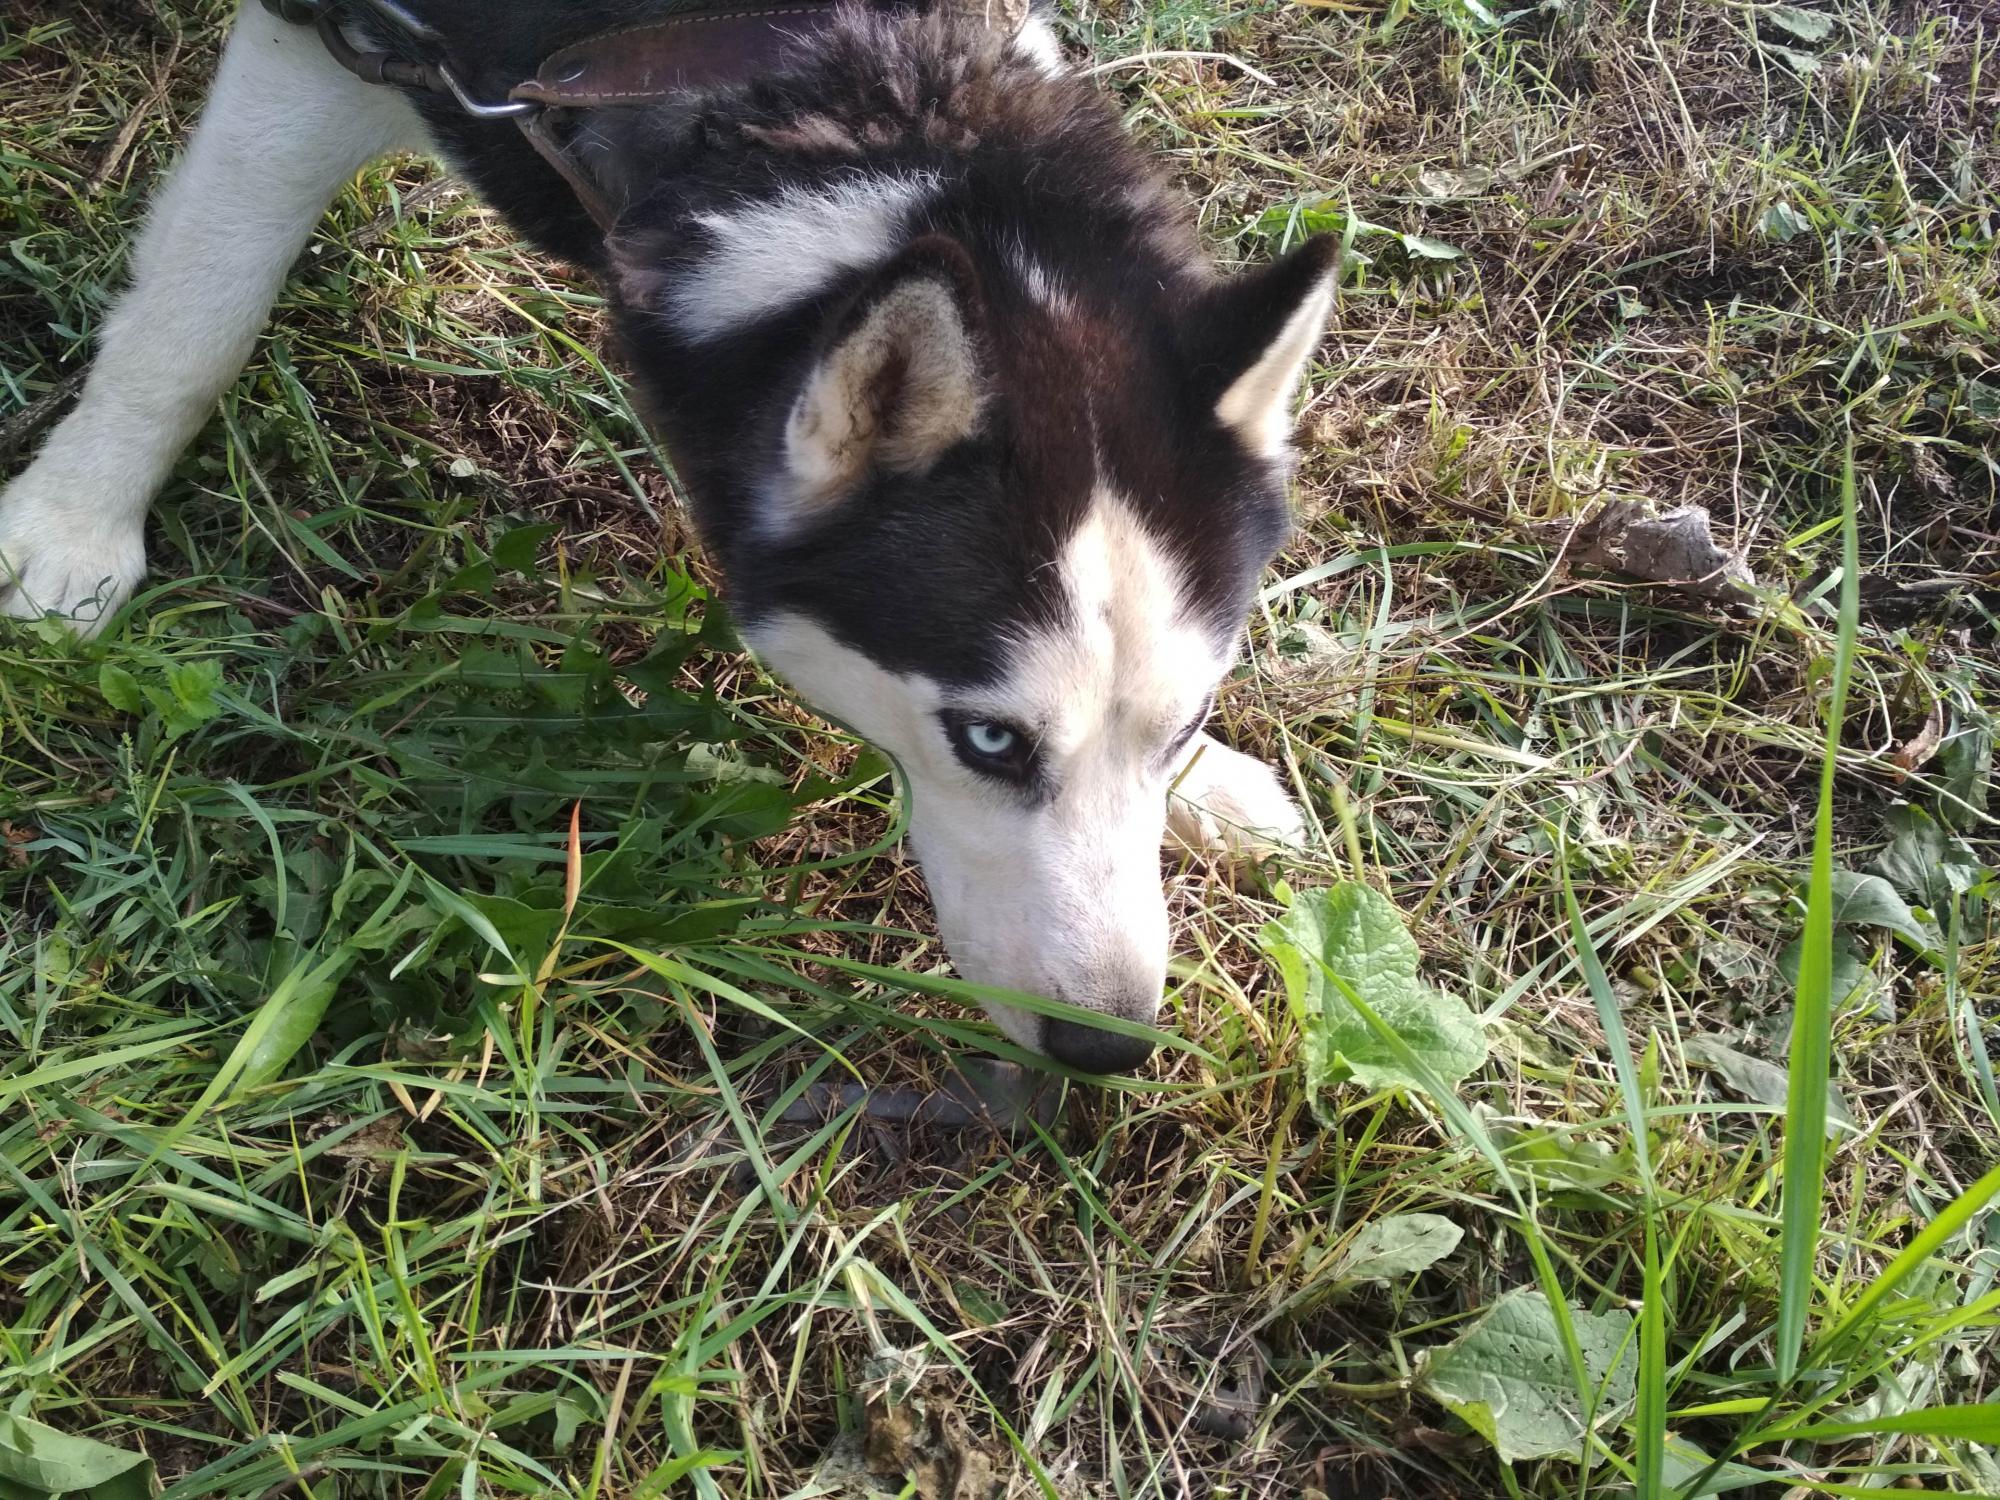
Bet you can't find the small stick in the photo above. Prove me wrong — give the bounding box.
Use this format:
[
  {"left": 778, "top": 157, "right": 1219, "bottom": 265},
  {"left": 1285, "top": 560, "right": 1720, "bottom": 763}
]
[
  {"left": 1084, "top": 50, "right": 1280, "bottom": 88},
  {"left": 0, "top": 370, "right": 86, "bottom": 461},
  {"left": 88, "top": 35, "right": 184, "bottom": 195}
]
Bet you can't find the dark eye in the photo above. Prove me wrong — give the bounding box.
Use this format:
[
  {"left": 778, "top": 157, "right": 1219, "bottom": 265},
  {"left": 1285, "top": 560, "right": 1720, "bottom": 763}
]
[{"left": 943, "top": 712, "right": 1038, "bottom": 783}]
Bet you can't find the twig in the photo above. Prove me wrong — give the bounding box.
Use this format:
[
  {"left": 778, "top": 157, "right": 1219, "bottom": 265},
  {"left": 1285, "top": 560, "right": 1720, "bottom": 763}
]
[
  {"left": 349, "top": 176, "right": 460, "bottom": 251},
  {"left": 1084, "top": 50, "right": 1280, "bottom": 88},
  {"left": 0, "top": 370, "right": 87, "bottom": 462},
  {"left": 87, "top": 34, "right": 184, "bottom": 194}
]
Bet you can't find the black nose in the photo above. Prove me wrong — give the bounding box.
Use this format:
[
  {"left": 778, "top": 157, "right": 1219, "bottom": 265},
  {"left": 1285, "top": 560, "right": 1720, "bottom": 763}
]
[{"left": 1042, "top": 1017, "right": 1155, "bottom": 1074}]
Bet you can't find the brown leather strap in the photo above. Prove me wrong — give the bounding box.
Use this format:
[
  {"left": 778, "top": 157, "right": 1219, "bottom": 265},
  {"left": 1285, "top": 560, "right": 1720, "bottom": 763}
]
[
  {"left": 511, "top": 5, "right": 848, "bottom": 234},
  {"left": 510, "top": 3, "right": 843, "bottom": 109}
]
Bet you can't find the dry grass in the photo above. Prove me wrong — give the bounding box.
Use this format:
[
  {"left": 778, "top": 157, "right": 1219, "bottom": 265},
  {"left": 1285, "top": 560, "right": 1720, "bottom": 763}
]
[{"left": 2, "top": 0, "right": 1997, "bottom": 1496}]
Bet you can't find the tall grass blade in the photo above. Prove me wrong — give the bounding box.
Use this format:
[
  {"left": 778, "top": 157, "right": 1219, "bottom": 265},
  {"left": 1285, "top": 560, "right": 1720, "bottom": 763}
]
[
  {"left": 1773, "top": 448, "right": 1860, "bottom": 1384},
  {"left": 1562, "top": 859, "right": 1664, "bottom": 1497}
]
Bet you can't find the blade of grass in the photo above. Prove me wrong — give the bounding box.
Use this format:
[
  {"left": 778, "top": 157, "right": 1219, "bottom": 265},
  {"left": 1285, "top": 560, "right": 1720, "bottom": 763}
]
[
  {"left": 1774, "top": 447, "right": 1860, "bottom": 1385},
  {"left": 1758, "top": 1402, "right": 2000, "bottom": 1444},
  {"left": 1560, "top": 853, "right": 1665, "bottom": 1498}
]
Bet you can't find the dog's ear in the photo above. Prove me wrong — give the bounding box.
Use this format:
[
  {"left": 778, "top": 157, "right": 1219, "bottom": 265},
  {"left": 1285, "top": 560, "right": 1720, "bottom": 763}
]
[
  {"left": 1187, "top": 237, "right": 1340, "bottom": 460},
  {"left": 780, "top": 236, "right": 988, "bottom": 511}
]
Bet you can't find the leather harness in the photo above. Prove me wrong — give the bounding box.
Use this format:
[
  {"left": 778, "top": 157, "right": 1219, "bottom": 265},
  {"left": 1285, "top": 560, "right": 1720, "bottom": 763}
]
[{"left": 262, "top": 0, "right": 1025, "bottom": 230}]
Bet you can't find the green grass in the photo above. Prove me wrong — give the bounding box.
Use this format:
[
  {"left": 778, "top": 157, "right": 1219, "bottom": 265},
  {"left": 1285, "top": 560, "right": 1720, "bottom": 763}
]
[{"left": 3, "top": 0, "right": 1998, "bottom": 1495}]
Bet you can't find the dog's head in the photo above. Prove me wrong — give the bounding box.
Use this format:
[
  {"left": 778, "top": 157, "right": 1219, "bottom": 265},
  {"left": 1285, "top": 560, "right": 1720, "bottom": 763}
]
[
  {"left": 593, "top": 37, "right": 1335, "bottom": 1068},
  {"left": 615, "top": 230, "right": 1333, "bottom": 1067}
]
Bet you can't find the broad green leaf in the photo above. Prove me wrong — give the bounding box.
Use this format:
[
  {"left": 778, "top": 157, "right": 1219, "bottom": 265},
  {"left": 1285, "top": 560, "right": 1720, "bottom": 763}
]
[
  {"left": 1825, "top": 869, "right": 1937, "bottom": 949},
  {"left": 413, "top": 867, "right": 521, "bottom": 966},
  {"left": 1776, "top": 932, "right": 1884, "bottom": 1017},
  {"left": 1683, "top": 1036, "right": 1855, "bottom": 1137},
  {"left": 1759, "top": 202, "right": 1812, "bottom": 242},
  {"left": 1478, "top": 1107, "right": 1635, "bottom": 1197},
  {"left": 686, "top": 742, "right": 789, "bottom": 787},
  {"left": 147, "top": 659, "right": 226, "bottom": 740},
  {"left": 224, "top": 948, "right": 357, "bottom": 1101},
  {"left": 1416, "top": 1288, "right": 1638, "bottom": 1462},
  {"left": 1329, "top": 1213, "right": 1463, "bottom": 1287},
  {"left": 1398, "top": 232, "right": 1462, "bottom": 260},
  {"left": 1416, "top": 166, "right": 1495, "bottom": 199},
  {"left": 96, "top": 664, "right": 142, "bottom": 714},
  {"left": 134, "top": 664, "right": 228, "bottom": 748},
  {"left": 123, "top": 949, "right": 360, "bottom": 1188},
  {"left": 953, "top": 1281, "right": 1010, "bottom": 1327},
  {"left": 1765, "top": 4, "right": 1834, "bottom": 41},
  {"left": 1261, "top": 882, "right": 1487, "bottom": 1102},
  {"left": 492, "top": 520, "right": 560, "bottom": 574},
  {"left": 1938, "top": 700, "right": 1993, "bottom": 828},
  {"left": 0, "top": 1414, "right": 153, "bottom": 1500},
  {"left": 1758, "top": 40, "right": 1820, "bottom": 72},
  {"left": 1873, "top": 804, "right": 1987, "bottom": 912}
]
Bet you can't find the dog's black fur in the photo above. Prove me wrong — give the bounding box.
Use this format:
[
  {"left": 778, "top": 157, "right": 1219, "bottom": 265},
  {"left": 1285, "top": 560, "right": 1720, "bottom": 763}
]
[{"left": 363, "top": 1, "right": 1331, "bottom": 688}]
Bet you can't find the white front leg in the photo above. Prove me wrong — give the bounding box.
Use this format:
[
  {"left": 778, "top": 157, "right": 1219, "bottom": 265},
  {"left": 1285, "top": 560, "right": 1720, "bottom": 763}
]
[
  {"left": 1167, "top": 731, "right": 1309, "bottom": 858},
  {"left": 0, "top": 9, "right": 425, "bottom": 634}
]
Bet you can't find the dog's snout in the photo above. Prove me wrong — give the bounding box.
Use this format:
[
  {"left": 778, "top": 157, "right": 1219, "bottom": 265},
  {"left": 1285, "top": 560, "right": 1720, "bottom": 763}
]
[{"left": 1042, "top": 1017, "right": 1155, "bottom": 1074}]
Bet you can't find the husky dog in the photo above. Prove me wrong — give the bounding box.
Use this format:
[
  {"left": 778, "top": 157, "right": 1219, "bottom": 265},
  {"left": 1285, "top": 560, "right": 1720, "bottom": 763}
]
[{"left": 0, "top": 1, "right": 1332, "bottom": 1070}]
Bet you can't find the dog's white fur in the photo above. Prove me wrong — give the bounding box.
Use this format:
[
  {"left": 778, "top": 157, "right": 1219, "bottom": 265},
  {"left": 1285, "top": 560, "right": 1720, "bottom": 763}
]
[
  {"left": 0, "top": 14, "right": 422, "bottom": 630},
  {"left": 672, "top": 173, "right": 941, "bottom": 344},
  {"left": 1166, "top": 732, "right": 1306, "bottom": 856},
  {"left": 1009, "top": 15, "right": 1068, "bottom": 77},
  {"left": 0, "top": 7, "right": 1318, "bottom": 1059}
]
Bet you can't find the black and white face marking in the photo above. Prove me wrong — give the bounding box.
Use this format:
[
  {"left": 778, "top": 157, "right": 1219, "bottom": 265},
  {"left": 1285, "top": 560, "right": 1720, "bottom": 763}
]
[
  {"left": 744, "top": 494, "right": 1243, "bottom": 1064},
  {"left": 697, "top": 242, "right": 1332, "bottom": 1069}
]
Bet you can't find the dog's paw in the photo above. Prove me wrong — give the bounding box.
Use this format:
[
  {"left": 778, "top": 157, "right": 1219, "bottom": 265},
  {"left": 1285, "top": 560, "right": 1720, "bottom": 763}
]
[
  {"left": 1166, "top": 732, "right": 1308, "bottom": 860},
  {"left": 0, "top": 476, "right": 147, "bottom": 637}
]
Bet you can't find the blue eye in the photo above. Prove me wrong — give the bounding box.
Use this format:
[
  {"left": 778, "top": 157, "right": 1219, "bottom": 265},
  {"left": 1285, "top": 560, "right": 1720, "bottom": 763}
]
[
  {"left": 943, "top": 713, "right": 1037, "bottom": 782},
  {"left": 964, "top": 721, "right": 1017, "bottom": 757}
]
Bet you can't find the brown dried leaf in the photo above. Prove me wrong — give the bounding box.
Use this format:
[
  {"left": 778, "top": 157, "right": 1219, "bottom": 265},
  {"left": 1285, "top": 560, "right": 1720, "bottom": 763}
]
[
  {"left": 1547, "top": 500, "right": 1756, "bottom": 603},
  {"left": 1893, "top": 697, "right": 1946, "bottom": 773}
]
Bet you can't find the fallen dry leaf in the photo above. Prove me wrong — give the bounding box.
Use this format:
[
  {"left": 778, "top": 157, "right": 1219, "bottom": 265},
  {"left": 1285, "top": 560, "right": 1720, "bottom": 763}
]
[
  {"left": 1539, "top": 500, "right": 1756, "bottom": 604},
  {"left": 1893, "top": 696, "right": 1946, "bottom": 773}
]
